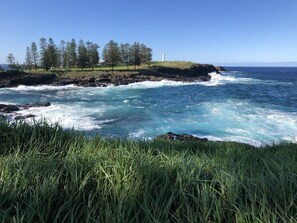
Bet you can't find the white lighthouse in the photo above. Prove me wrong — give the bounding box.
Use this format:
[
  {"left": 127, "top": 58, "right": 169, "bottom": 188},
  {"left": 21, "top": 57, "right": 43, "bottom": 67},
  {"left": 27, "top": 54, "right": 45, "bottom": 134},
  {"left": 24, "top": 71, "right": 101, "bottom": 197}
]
[{"left": 162, "top": 53, "right": 165, "bottom": 62}]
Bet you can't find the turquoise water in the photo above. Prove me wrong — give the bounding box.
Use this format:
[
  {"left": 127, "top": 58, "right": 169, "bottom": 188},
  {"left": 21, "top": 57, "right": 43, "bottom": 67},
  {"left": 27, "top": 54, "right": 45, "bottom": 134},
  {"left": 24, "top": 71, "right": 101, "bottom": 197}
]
[{"left": 1, "top": 67, "right": 297, "bottom": 146}]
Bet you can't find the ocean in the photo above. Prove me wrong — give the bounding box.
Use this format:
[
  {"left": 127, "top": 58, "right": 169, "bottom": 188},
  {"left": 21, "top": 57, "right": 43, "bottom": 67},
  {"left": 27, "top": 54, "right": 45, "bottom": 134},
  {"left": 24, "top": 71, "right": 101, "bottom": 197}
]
[{"left": 1, "top": 67, "right": 297, "bottom": 147}]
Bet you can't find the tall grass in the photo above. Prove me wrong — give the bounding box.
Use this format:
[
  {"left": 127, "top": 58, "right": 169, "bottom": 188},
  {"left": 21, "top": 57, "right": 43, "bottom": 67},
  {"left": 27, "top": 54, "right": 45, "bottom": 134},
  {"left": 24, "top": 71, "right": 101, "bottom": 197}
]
[{"left": 0, "top": 121, "right": 296, "bottom": 222}]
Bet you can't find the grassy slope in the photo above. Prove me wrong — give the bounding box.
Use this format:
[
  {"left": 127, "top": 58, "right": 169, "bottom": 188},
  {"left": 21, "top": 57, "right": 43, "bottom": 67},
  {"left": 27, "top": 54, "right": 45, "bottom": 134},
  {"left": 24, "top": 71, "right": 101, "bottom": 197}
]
[
  {"left": 19, "top": 61, "right": 195, "bottom": 78},
  {"left": 0, "top": 121, "right": 296, "bottom": 222}
]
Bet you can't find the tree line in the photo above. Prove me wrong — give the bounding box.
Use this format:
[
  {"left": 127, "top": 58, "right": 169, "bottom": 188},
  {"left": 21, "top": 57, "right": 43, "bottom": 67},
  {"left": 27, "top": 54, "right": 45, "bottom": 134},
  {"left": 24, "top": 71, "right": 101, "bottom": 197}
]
[
  {"left": 4, "top": 38, "right": 152, "bottom": 71},
  {"left": 103, "top": 40, "right": 152, "bottom": 71},
  {"left": 24, "top": 38, "right": 99, "bottom": 71}
]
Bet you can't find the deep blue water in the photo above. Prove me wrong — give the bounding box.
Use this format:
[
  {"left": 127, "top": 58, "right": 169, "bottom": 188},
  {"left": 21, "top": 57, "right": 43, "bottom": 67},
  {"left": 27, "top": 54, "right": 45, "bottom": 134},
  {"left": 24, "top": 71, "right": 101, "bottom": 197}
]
[{"left": 1, "top": 67, "right": 297, "bottom": 146}]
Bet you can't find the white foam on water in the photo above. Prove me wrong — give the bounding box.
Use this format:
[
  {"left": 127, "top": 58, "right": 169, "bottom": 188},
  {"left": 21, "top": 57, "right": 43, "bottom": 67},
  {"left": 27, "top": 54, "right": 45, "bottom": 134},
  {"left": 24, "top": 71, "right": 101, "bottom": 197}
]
[
  {"left": 195, "top": 100, "right": 297, "bottom": 146},
  {"left": 197, "top": 71, "right": 292, "bottom": 87},
  {"left": 128, "top": 129, "right": 153, "bottom": 140},
  {"left": 6, "top": 84, "right": 80, "bottom": 91},
  {"left": 201, "top": 135, "right": 265, "bottom": 148},
  {"left": 116, "top": 80, "right": 197, "bottom": 90},
  {"left": 15, "top": 103, "right": 104, "bottom": 131}
]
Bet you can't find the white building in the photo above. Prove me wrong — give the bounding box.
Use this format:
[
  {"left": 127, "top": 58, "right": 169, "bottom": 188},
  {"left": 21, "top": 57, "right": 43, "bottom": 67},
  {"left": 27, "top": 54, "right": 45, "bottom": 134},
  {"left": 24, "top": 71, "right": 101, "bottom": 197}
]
[{"left": 162, "top": 53, "right": 165, "bottom": 62}]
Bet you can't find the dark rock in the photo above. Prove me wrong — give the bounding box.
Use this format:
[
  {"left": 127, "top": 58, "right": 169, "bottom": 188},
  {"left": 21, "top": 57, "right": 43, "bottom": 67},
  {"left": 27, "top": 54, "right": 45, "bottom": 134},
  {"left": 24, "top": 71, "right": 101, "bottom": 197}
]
[
  {"left": 216, "top": 66, "right": 226, "bottom": 71},
  {"left": 96, "top": 78, "right": 112, "bottom": 83},
  {"left": 9, "top": 74, "right": 57, "bottom": 86},
  {"left": 22, "top": 102, "right": 51, "bottom": 108},
  {"left": 0, "top": 102, "right": 51, "bottom": 114},
  {"left": 0, "top": 104, "right": 20, "bottom": 112},
  {"left": 15, "top": 114, "right": 36, "bottom": 120},
  {"left": 152, "top": 63, "right": 218, "bottom": 78},
  {"left": 25, "top": 102, "right": 51, "bottom": 108},
  {"left": 157, "top": 132, "right": 208, "bottom": 142},
  {"left": 83, "top": 76, "right": 95, "bottom": 82}
]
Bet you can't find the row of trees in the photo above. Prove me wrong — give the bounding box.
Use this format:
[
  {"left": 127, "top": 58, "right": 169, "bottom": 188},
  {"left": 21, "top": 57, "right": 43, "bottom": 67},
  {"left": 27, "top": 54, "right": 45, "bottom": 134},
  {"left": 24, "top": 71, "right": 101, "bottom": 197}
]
[
  {"left": 23, "top": 38, "right": 152, "bottom": 71},
  {"left": 103, "top": 41, "right": 152, "bottom": 71},
  {"left": 2, "top": 39, "right": 153, "bottom": 72},
  {"left": 25, "top": 38, "right": 99, "bottom": 71}
]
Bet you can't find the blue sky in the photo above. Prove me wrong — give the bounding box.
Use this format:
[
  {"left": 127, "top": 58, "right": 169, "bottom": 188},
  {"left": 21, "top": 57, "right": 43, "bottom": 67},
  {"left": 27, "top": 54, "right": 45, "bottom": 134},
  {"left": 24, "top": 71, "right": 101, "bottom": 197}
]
[{"left": 0, "top": 0, "right": 296, "bottom": 66}]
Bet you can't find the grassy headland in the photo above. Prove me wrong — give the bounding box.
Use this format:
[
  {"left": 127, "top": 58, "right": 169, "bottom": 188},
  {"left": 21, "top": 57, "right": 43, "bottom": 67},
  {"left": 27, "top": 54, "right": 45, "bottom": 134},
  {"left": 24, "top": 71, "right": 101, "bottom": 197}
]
[
  {"left": 0, "top": 61, "right": 220, "bottom": 88},
  {"left": 0, "top": 121, "right": 296, "bottom": 222}
]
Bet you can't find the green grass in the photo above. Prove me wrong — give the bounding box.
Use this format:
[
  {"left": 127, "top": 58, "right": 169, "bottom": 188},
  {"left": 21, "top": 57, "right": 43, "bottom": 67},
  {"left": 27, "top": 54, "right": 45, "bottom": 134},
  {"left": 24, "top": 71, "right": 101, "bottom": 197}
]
[
  {"left": 22, "top": 64, "right": 152, "bottom": 78},
  {"left": 22, "top": 61, "right": 195, "bottom": 77},
  {"left": 0, "top": 121, "right": 296, "bottom": 222},
  {"left": 150, "top": 61, "right": 195, "bottom": 68}
]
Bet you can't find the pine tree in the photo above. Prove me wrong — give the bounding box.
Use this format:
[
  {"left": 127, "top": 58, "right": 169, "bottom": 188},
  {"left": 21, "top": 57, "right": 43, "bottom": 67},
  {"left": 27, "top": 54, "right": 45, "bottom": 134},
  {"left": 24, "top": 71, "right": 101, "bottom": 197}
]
[
  {"left": 6, "top": 53, "right": 16, "bottom": 69},
  {"left": 31, "top": 42, "right": 39, "bottom": 70},
  {"left": 86, "top": 41, "right": 99, "bottom": 70},
  {"left": 102, "top": 40, "right": 120, "bottom": 72},
  {"left": 77, "top": 40, "right": 89, "bottom": 70},
  {"left": 130, "top": 42, "right": 141, "bottom": 69},
  {"left": 47, "top": 38, "right": 58, "bottom": 69},
  {"left": 39, "top": 38, "right": 50, "bottom": 70},
  {"left": 59, "top": 40, "right": 66, "bottom": 69},
  {"left": 140, "top": 44, "right": 152, "bottom": 66},
  {"left": 25, "top": 47, "right": 32, "bottom": 70},
  {"left": 65, "top": 42, "right": 71, "bottom": 71},
  {"left": 120, "top": 43, "right": 131, "bottom": 70},
  {"left": 69, "top": 38, "right": 77, "bottom": 68}
]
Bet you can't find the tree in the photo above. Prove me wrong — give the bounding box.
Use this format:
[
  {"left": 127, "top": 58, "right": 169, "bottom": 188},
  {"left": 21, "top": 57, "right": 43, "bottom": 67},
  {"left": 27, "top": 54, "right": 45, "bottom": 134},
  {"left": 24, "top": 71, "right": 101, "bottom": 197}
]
[
  {"left": 86, "top": 41, "right": 99, "bottom": 70},
  {"left": 39, "top": 38, "right": 49, "bottom": 70},
  {"left": 130, "top": 42, "right": 141, "bottom": 69},
  {"left": 64, "top": 41, "right": 71, "bottom": 71},
  {"left": 47, "top": 38, "right": 58, "bottom": 69},
  {"left": 59, "top": 40, "right": 66, "bottom": 68},
  {"left": 77, "top": 40, "right": 89, "bottom": 70},
  {"left": 31, "top": 42, "right": 38, "bottom": 70},
  {"left": 7, "top": 53, "right": 16, "bottom": 69},
  {"left": 25, "top": 47, "right": 32, "bottom": 70},
  {"left": 102, "top": 40, "right": 120, "bottom": 72},
  {"left": 140, "top": 44, "right": 152, "bottom": 66},
  {"left": 119, "top": 43, "right": 131, "bottom": 70},
  {"left": 69, "top": 38, "right": 77, "bottom": 68}
]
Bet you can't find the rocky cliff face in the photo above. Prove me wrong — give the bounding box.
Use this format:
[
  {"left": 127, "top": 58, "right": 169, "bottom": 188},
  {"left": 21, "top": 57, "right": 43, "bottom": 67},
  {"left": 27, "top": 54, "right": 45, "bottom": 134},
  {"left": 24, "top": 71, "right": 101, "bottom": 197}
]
[{"left": 151, "top": 64, "right": 219, "bottom": 77}]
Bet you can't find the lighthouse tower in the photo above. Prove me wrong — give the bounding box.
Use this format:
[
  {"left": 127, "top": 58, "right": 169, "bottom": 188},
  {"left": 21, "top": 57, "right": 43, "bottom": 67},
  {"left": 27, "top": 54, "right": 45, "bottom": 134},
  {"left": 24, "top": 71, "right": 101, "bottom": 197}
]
[{"left": 162, "top": 53, "right": 165, "bottom": 62}]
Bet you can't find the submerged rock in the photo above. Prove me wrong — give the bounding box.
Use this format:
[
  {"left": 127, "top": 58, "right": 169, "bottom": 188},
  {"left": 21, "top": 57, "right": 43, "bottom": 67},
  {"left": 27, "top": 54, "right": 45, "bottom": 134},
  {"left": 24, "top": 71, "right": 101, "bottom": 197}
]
[
  {"left": 23, "top": 102, "right": 51, "bottom": 108},
  {"left": 157, "top": 132, "right": 208, "bottom": 142},
  {"left": 0, "top": 104, "right": 20, "bottom": 113},
  {"left": 15, "top": 114, "right": 36, "bottom": 120},
  {"left": 0, "top": 102, "right": 51, "bottom": 114}
]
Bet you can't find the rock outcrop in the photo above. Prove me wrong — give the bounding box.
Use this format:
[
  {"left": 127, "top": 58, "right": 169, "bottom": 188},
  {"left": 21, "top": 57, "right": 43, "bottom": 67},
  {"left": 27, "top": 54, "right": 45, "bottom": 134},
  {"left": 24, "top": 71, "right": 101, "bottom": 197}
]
[
  {"left": 216, "top": 66, "right": 226, "bottom": 71},
  {"left": 156, "top": 132, "right": 208, "bottom": 142},
  {"left": 0, "top": 103, "right": 51, "bottom": 113},
  {"left": 151, "top": 64, "right": 218, "bottom": 78}
]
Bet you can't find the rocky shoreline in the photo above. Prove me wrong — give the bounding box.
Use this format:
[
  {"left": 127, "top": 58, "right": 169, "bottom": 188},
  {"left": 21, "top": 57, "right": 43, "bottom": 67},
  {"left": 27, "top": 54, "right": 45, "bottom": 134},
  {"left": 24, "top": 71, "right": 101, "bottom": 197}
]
[{"left": 0, "top": 64, "right": 224, "bottom": 88}]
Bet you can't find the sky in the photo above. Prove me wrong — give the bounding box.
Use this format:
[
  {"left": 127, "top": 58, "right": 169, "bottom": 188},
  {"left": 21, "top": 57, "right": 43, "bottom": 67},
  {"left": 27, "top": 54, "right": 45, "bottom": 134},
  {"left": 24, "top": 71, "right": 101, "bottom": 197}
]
[{"left": 0, "top": 0, "right": 296, "bottom": 66}]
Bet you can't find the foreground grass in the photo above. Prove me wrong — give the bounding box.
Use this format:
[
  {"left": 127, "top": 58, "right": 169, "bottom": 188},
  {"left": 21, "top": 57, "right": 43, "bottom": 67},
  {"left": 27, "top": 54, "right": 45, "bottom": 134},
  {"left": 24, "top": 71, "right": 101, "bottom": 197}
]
[{"left": 0, "top": 121, "right": 296, "bottom": 222}]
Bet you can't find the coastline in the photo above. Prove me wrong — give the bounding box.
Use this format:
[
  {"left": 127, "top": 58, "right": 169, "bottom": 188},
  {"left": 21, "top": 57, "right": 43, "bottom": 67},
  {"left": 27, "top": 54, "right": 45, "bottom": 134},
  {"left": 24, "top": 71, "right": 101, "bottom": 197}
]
[{"left": 0, "top": 63, "right": 224, "bottom": 88}]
